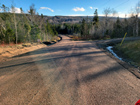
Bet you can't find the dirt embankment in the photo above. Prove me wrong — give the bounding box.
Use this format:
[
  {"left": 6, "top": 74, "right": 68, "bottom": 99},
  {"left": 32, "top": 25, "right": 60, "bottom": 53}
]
[
  {"left": 0, "top": 36, "right": 62, "bottom": 62},
  {"left": 0, "top": 44, "right": 46, "bottom": 62}
]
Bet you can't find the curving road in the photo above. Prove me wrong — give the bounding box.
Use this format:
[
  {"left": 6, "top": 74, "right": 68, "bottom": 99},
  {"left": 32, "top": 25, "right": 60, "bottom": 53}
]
[{"left": 0, "top": 35, "right": 140, "bottom": 105}]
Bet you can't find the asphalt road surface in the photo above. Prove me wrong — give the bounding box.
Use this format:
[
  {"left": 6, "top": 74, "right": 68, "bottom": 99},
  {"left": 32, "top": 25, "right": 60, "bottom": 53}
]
[{"left": 0, "top": 35, "right": 140, "bottom": 105}]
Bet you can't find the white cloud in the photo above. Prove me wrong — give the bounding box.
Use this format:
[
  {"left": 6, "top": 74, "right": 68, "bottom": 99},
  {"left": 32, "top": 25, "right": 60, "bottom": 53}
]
[
  {"left": 89, "top": 7, "right": 98, "bottom": 10},
  {"left": 98, "top": 13, "right": 131, "bottom": 18},
  {"left": 136, "top": 6, "right": 140, "bottom": 9},
  {"left": 73, "top": 7, "right": 85, "bottom": 12},
  {"left": 40, "top": 7, "right": 54, "bottom": 12},
  {"left": 10, "top": 7, "right": 21, "bottom": 13},
  {"left": 118, "top": 13, "right": 130, "bottom": 18},
  {"left": 90, "top": 6, "right": 93, "bottom": 9}
]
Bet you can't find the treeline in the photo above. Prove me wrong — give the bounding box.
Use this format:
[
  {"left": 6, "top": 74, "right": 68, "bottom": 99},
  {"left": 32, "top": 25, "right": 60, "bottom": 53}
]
[
  {"left": 55, "top": 1, "right": 140, "bottom": 40},
  {"left": 0, "top": 4, "right": 58, "bottom": 44},
  {"left": 1, "top": 1, "right": 140, "bottom": 43},
  {"left": 56, "top": 11, "right": 140, "bottom": 40},
  {"left": 55, "top": 23, "right": 81, "bottom": 35}
]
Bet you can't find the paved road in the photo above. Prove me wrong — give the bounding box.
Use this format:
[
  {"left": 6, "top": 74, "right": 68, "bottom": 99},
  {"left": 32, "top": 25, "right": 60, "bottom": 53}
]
[{"left": 0, "top": 35, "right": 140, "bottom": 105}]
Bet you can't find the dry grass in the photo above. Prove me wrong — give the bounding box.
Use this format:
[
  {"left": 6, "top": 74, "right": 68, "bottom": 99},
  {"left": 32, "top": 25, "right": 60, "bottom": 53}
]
[
  {"left": 0, "top": 44, "right": 46, "bottom": 62},
  {"left": 68, "top": 35, "right": 82, "bottom": 40},
  {"left": 0, "top": 36, "right": 61, "bottom": 62},
  {"left": 115, "top": 40, "right": 140, "bottom": 66}
]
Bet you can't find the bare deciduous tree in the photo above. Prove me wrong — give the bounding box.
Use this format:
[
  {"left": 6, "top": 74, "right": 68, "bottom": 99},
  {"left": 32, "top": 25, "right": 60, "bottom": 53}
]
[
  {"left": 112, "top": 8, "right": 118, "bottom": 17},
  {"left": 28, "top": 4, "right": 36, "bottom": 23},
  {"left": 103, "top": 7, "right": 111, "bottom": 18},
  {"left": 103, "top": 7, "right": 112, "bottom": 36},
  {"left": 11, "top": 5, "right": 18, "bottom": 45},
  {"left": 135, "top": 1, "right": 140, "bottom": 36}
]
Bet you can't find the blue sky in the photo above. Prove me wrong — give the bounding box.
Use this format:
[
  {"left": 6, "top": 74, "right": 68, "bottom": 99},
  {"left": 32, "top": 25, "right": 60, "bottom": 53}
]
[{"left": 0, "top": 0, "right": 139, "bottom": 17}]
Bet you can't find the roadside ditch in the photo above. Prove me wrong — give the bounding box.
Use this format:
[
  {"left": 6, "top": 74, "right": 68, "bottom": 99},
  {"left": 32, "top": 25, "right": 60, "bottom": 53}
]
[{"left": 96, "top": 40, "right": 140, "bottom": 79}]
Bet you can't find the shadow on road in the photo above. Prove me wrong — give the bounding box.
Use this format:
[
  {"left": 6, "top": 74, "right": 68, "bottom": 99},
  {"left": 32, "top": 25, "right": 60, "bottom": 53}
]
[
  {"left": 0, "top": 50, "right": 104, "bottom": 69},
  {"left": 13, "top": 42, "right": 98, "bottom": 58}
]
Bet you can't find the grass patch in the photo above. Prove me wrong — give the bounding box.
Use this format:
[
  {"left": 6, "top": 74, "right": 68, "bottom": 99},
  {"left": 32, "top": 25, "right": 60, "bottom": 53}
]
[
  {"left": 115, "top": 40, "right": 140, "bottom": 66},
  {"left": 68, "top": 35, "right": 82, "bottom": 41}
]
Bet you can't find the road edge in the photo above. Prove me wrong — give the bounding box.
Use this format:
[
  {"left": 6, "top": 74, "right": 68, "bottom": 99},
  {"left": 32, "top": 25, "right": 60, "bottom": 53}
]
[{"left": 96, "top": 42, "right": 140, "bottom": 79}]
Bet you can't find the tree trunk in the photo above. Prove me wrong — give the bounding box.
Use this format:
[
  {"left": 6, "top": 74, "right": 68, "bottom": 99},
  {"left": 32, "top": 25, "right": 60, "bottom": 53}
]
[
  {"left": 9, "top": 36, "right": 10, "bottom": 44},
  {"left": 14, "top": 13, "right": 18, "bottom": 45},
  {"left": 136, "top": 15, "right": 139, "bottom": 36},
  {"left": 28, "top": 32, "right": 31, "bottom": 43},
  {"left": 133, "top": 27, "right": 135, "bottom": 36}
]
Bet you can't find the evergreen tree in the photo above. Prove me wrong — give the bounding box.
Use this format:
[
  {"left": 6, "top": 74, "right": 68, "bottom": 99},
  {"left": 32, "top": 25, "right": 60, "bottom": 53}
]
[
  {"left": 24, "top": 23, "right": 31, "bottom": 42},
  {"left": 93, "top": 9, "right": 99, "bottom": 27},
  {"left": 81, "top": 19, "right": 86, "bottom": 37},
  {"left": 1, "top": 4, "right": 8, "bottom": 12},
  {"left": 41, "top": 14, "right": 44, "bottom": 19},
  {"left": 20, "top": 8, "right": 23, "bottom": 13},
  {"left": 6, "top": 28, "right": 14, "bottom": 44}
]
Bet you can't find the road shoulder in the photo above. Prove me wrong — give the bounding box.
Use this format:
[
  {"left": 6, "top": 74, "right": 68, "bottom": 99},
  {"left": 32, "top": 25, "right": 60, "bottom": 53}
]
[{"left": 96, "top": 41, "right": 140, "bottom": 79}]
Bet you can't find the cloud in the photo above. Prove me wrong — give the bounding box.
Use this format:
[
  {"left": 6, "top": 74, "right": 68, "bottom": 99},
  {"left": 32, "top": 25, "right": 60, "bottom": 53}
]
[
  {"left": 98, "top": 13, "right": 131, "bottom": 18},
  {"left": 90, "top": 7, "right": 93, "bottom": 9},
  {"left": 136, "top": 6, "right": 140, "bottom": 9},
  {"left": 89, "top": 6, "right": 98, "bottom": 10},
  {"left": 118, "top": 13, "right": 131, "bottom": 18},
  {"left": 39, "top": 7, "right": 54, "bottom": 12},
  {"left": 73, "top": 7, "right": 85, "bottom": 12},
  {"left": 10, "top": 7, "right": 21, "bottom": 13}
]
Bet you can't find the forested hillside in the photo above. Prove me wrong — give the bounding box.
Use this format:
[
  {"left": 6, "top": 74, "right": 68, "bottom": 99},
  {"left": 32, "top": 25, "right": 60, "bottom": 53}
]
[
  {"left": 0, "top": 1, "right": 140, "bottom": 44},
  {"left": 0, "top": 4, "right": 58, "bottom": 45}
]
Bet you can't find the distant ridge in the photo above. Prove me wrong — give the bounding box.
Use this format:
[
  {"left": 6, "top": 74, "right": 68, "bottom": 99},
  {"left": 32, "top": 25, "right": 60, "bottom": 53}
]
[
  {"left": 0, "top": 13, "right": 124, "bottom": 24},
  {"left": 43, "top": 16, "right": 122, "bottom": 24}
]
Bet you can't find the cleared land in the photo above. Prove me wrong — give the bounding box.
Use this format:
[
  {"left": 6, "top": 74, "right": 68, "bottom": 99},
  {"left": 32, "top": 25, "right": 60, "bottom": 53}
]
[{"left": 0, "top": 35, "right": 140, "bottom": 105}]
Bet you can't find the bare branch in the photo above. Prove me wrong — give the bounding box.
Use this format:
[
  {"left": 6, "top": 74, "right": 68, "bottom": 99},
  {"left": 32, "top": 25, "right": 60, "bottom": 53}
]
[{"left": 103, "top": 7, "right": 111, "bottom": 17}]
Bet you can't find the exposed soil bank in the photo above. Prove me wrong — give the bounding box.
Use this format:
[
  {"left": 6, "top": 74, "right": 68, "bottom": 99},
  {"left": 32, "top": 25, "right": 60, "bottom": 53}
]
[
  {"left": 0, "top": 44, "right": 46, "bottom": 62},
  {"left": 0, "top": 36, "right": 62, "bottom": 62}
]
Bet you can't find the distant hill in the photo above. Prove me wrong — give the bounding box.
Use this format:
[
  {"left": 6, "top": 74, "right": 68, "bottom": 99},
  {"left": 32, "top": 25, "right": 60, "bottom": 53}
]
[
  {"left": 43, "top": 16, "right": 122, "bottom": 24},
  {"left": 0, "top": 13, "right": 123, "bottom": 24}
]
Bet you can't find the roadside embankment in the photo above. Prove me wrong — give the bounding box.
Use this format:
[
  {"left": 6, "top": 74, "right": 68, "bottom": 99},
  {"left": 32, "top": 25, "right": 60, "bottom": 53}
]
[
  {"left": 115, "top": 40, "right": 140, "bottom": 68},
  {"left": 0, "top": 43, "right": 46, "bottom": 62},
  {"left": 0, "top": 36, "right": 62, "bottom": 62},
  {"left": 96, "top": 37, "right": 140, "bottom": 79},
  {"left": 43, "top": 36, "right": 62, "bottom": 45}
]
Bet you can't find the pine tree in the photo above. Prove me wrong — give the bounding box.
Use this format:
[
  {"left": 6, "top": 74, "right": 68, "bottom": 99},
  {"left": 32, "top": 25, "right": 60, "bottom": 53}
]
[
  {"left": 93, "top": 9, "right": 99, "bottom": 27},
  {"left": 81, "top": 19, "right": 86, "bottom": 37},
  {"left": 41, "top": 14, "right": 44, "bottom": 19},
  {"left": 24, "top": 23, "right": 31, "bottom": 42},
  {"left": 1, "top": 4, "right": 8, "bottom": 12},
  {"left": 93, "top": 9, "right": 99, "bottom": 37}
]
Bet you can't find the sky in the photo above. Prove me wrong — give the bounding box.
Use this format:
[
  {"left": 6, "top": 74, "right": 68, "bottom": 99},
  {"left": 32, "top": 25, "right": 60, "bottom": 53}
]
[{"left": 0, "top": 0, "right": 139, "bottom": 17}]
